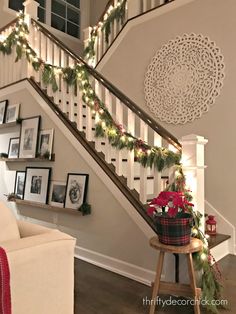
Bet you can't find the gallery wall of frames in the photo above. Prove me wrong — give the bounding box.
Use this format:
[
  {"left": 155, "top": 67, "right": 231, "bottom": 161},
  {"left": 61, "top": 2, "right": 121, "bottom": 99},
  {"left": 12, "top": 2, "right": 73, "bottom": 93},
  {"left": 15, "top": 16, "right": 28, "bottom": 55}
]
[{"left": 0, "top": 99, "right": 89, "bottom": 213}]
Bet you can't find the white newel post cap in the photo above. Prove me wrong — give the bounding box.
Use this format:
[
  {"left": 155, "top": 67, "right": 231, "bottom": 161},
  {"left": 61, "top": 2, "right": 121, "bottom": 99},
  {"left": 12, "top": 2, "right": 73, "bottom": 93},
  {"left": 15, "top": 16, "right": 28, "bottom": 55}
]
[
  {"left": 180, "top": 134, "right": 208, "bottom": 168},
  {"left": 23, "top": 0, "right": 39, "bottom": 20}
]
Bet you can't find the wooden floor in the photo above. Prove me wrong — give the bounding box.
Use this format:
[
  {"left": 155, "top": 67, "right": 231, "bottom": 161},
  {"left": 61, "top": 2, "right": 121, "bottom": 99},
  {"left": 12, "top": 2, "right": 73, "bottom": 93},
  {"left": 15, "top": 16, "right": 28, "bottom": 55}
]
[{"left": 74, "top": 254, "right": 236, "bottom": 314}]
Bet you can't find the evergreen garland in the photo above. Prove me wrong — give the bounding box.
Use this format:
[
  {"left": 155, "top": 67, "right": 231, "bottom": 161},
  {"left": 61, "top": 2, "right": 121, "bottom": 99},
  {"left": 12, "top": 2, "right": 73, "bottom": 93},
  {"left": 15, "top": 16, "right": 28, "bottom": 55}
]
[
  {"left": 84, "top": 0, "right": 127, "bottom": 63},
  {"left": 164, "top": 165, "right": 224, "bottom": 313}
]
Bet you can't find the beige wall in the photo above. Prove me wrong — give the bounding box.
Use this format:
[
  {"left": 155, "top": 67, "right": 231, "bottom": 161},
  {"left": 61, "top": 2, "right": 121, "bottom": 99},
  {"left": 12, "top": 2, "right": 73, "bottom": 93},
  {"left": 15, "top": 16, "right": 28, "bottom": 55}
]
[
  {"left": 0, "top": 87, "right": 157, "bottom": 271},
  {"left": 99, "top": 0, "right": 236, "bottom": 230}
]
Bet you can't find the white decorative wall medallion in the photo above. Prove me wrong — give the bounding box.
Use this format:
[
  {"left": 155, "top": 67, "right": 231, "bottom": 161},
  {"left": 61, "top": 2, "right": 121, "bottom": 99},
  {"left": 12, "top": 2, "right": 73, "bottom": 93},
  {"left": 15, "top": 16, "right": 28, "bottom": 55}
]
[{"left": 144, "top": 34, "right": 225, "bottom": 124}]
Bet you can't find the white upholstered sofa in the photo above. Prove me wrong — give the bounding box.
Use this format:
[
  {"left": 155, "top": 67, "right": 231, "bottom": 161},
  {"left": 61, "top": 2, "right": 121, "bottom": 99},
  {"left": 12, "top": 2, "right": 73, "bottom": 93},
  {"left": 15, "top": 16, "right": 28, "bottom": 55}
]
[{"left": 0, "top": 201, "right": 76, "bottom": 314}]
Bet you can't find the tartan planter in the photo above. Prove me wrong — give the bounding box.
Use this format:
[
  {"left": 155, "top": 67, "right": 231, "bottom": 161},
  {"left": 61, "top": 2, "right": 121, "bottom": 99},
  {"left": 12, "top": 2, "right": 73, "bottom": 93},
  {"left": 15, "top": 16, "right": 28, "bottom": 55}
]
[{"left": 155, "top": 213, "right": 193, "bottom": 246}]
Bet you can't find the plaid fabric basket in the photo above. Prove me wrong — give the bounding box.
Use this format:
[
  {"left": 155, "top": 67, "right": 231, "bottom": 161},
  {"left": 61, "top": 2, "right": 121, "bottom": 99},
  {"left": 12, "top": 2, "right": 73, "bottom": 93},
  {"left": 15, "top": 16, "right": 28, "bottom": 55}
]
[{"left": 155, "top": 213, "right": 192, "bottom": 246}]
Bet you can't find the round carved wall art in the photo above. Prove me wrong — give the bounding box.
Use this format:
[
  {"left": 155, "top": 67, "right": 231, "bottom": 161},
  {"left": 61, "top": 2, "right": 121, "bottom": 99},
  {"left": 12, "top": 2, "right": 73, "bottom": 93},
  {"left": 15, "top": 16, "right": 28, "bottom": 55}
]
[{"left": 144, "top": 33, "right": 225, "bottom": 124}]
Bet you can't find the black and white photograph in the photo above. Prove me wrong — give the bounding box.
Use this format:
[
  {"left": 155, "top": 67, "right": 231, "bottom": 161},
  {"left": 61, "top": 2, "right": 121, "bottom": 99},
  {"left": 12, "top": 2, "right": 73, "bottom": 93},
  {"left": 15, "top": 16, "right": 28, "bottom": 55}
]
[
  {"left": 49, "top": 181, "right": 66, "bottom": 208},
  {"left": 14, "top": 171, "right": 26, "bottom": 199},
  {"left": 8, "top": 137, "right": 20, "bottom": 158},
  {"left": 5, "top": 103, "right": 20, "bottom": 123},
  {"left": 30, "top": 176, "right": 42, "bottom": 194},
  {"left": 19, "top": 116, "right": 40, "bottom": 158},
  {"left": 23, "top": 167, "right": 51, "bottom": 204},
  {"left": 38, "top": 129, "right": 54, "bottom": 159},
  {"left": 0, "top": 100, "right": 8, "bottom": 124},
  {"left": 65, "top": 173, "right": 89, "bottom": 209}
]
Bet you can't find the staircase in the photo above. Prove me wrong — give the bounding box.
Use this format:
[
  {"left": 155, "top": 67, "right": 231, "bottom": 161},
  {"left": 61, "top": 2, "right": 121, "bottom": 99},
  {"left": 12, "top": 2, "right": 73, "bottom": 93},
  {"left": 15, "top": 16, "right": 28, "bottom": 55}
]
[
  {"left": 0, "top": 3, "right": 234, "bottom": 267},
  {"left": 0, "top": 13, "right": 183, "bottom": 235}
]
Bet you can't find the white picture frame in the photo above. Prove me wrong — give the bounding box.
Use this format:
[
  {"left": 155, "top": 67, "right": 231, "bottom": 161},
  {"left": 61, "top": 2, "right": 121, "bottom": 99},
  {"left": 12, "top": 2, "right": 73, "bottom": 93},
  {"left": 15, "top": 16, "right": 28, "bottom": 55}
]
[
  {"left": 23, "top": 167, "right": 51, "bottom": 204},
  {"left": 0, "top": 100, "right": 8, "bottom": 124},
  {"left": 14, "top": 171, "right": 26, "bottom": 200},
  {"left": 19, "top": 116, "right": 40, "bottom": 158},
  {"left": 49, "top": 181, "right": 66, "bottom": 208},
  {"left": 5, "top": 103, "right": 20, "bottom": 123},
  {"left": 8, "top": 137, "right": 20, "bottom": 159},
  {"left": 37, "top": 129, "right": 54, "bottom": 159},
  {"left": 65, "top": 173, "right": 89, "bottom": 210}
]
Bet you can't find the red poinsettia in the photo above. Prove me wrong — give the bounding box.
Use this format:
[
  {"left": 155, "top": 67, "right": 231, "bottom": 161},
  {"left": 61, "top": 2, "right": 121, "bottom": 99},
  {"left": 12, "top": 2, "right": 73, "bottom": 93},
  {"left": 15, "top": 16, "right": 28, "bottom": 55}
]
[{"left": 148, "top": 191, "right": 194, "bottom": 218}]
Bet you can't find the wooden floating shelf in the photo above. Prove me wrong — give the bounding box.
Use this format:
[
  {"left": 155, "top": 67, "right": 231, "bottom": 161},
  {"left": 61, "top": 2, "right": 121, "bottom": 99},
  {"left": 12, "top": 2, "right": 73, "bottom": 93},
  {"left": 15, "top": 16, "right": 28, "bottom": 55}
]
[
  {"left": 13, "top": 199, "right": 82, "bottom": 215},
  {"left": 0, "top": 122, "right": 19, "bottom": 129},
  {"left": 0, "top": 154, "right": 55, "bottom": 162}
]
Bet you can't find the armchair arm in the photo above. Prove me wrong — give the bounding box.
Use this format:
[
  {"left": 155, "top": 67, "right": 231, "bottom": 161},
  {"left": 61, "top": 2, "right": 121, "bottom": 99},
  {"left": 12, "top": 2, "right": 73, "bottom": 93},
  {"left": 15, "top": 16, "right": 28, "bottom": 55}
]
[
  {"left": 17, "top": 220, "right": 55, "bottom": 238},
  {"left": 1, "top": 230, "right": 76, "bottom": 314}
]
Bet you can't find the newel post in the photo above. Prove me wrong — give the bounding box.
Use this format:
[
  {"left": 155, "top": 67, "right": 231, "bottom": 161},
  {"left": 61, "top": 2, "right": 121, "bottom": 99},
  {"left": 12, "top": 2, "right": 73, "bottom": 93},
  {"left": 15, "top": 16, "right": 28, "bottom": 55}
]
[
  {"left": 23, "top": 0, "right": 39, "bottom": 20},
  {"left": 180, "top": 134, "right": 208, "bottom": 232}
]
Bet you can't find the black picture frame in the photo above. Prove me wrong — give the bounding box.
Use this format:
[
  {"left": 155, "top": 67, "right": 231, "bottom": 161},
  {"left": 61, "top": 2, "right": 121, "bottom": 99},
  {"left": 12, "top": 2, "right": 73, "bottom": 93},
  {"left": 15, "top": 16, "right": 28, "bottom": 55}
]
[
  {"left": 0, "top": 99, "right": 8, "bottom": 124},
  {"left": 23, "top": 167, "right": 52, "bottom": 204},
  {"left": 19, "top": 116, "right": 41, "bottom": 158},
  {"left": 8, "top": 137, "right": 20, "bottom": 159},
  {"left": 14, "top": 171, "right": 26, "bottom": 199},
  {"left": 65, "top": 173, "right": 89, "bottom": 209},
  {"left": 5, "top": 103, "right": 20, "bottom": 123}
]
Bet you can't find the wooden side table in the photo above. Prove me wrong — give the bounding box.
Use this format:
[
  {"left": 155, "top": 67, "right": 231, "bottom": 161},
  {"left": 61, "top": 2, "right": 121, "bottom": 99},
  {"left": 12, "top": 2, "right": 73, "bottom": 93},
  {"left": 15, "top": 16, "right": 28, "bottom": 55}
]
[{"left": 149, "top": 236, "right": 203, "bottom": 314}]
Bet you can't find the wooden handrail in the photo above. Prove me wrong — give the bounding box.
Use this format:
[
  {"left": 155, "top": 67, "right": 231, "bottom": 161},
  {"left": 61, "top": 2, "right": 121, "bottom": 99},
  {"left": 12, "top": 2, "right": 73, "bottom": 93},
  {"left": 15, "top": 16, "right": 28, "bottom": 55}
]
[{"left": 32, "top": 19, "right": 181, "bottom": 151}]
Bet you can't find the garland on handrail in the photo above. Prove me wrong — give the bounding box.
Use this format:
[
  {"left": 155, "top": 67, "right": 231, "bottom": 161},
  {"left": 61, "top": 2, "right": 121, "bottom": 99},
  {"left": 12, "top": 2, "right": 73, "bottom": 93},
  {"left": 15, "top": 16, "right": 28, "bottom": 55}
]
[
  {"left": 0, "top": 13, "right": 181, "bottom": 172},
  {"left": 84, "top": 0, "right": 127, "bottom": 64},
  {"left": 164, "top": 165, "right": 225, "bottom": 314}
]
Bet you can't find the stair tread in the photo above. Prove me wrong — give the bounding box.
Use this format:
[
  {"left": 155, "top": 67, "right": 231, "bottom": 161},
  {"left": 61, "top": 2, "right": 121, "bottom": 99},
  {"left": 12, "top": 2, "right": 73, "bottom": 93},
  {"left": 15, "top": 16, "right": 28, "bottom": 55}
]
[{"left": 207, "top": 233, "right": 231, "bottom": 249}]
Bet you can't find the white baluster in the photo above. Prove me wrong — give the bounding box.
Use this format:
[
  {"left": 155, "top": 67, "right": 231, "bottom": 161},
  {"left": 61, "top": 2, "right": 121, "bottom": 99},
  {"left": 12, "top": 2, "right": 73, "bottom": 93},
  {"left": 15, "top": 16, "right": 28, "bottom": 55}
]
[
  {"left": 127, "top": 109, "right": 135, "bottom": 190},
  {"left": 139, "top": 121, "right": 148, "bottom": 203},
  {"left": 76, "top": 88, "right": 83, "bottom": 132},
  {"left": 60, "top": 50, "right": 68, "bottom": 114},
  {"left": 53, "top": 43, "right": 60, "bottom": 105},
  {"left": 40, "top": 32, "right": 47, "bottom": 88},
  {"left": 143, "top": 0, "right": 149, "bottom": 12},
  {"left": 153, "top": 133, "right": 162, "bottom": 197},
  {"left": 46, "top": 36, "right": 53, "bottom": 97},
  {"left": 31, "top": 24, "right": 40, "bottom": 82},
  {"left": 68, "top": 57, "right": 75, "bottom": 122},
  {"left": 127, "top": 0, "right": 142, "bottom": 18},
  {"left": 97, "top": 28, "right": 103, "bottom": 62},
  {"left": 115, "top": 98, "right": 123, "bottom": 176},
  {"left": 104, "top": 89, "right": 113, "bottom": 163},
  {"left": 94, "top": 80, "right": 103, "bottom": 152}
]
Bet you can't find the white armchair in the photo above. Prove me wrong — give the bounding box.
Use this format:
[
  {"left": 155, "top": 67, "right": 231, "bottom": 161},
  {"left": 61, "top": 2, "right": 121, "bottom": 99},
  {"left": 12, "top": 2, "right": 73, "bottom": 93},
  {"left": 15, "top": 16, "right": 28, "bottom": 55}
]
[{"left": 0, "top": 202, "right": 76, "bottom": 314}]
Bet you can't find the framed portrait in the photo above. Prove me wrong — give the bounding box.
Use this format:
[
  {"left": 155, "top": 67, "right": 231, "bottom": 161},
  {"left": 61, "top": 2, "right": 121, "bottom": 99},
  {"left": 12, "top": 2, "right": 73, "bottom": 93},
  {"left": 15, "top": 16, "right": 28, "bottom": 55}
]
[
  {"left": 8, "top": 137, "right": 20, "bottom": 159},
  {"left": 23, "top": 167, "right": 51, "bottom": 204},
  {"left": 14, "top": 171, "right": 26, "bottom": 199},
  {"left": 65, "top": 173, "right": 89, "bottom": 209},
  {"left": 19, "top": 116, "right": 41, "bottom": 158},
  {"left": 0, "top": 100, "right": 8, "bottom": 124},
  {"left": 49, "top": 181, "right": 66, "bottom": 208},
  {"left": 38, "top": 129, "right": 54, "bottom": 159},
  {"left": 5, "top": 103, "right": 20, "bottom": 123}
]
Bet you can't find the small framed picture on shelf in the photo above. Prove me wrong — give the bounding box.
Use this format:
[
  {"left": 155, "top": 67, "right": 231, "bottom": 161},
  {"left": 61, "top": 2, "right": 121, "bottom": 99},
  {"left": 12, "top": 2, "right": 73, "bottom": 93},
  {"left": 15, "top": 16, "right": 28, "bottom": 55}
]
[
  {"left": 0, "top": 100, "right": 8, "bottom": 124},
  {"left": 38, "top": 129, "right": 54, "bottom": 159},
  {"left": 14, "top": 171, "right": 26, "bottom": 199},
  {"left": 65, "top": 173, "right": 89, "bottom": 210},
  {"left": 8, "top": 137, "right": 20, "bottom": 159},
  {"left": 49, "top": 181, "right": 66, "bottom": 208},
  {"left": 23, "top": 167, "right": 51, "bottom": 204},
  {"left": 5, "top": 103, "right": 20, "bottom": 123},
  {"left": 19, "top": 116, "right": 41, "bottom": 158}
]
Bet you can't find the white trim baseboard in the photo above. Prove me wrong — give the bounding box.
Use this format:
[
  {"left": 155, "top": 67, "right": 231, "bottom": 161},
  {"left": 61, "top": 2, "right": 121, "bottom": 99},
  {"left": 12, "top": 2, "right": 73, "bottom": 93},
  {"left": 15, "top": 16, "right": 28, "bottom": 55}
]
[{"left": 75, "top": 245, "right": 156, "bottom": 286}]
